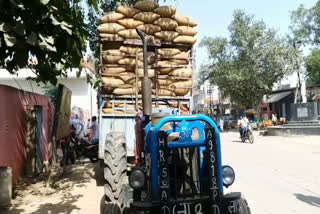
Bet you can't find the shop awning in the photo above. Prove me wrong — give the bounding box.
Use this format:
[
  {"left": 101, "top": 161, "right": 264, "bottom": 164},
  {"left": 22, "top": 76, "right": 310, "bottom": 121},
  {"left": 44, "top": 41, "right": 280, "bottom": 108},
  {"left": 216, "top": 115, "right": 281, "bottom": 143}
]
[{"left": 265, "top": 91, "right": 292, "bottom": 103}]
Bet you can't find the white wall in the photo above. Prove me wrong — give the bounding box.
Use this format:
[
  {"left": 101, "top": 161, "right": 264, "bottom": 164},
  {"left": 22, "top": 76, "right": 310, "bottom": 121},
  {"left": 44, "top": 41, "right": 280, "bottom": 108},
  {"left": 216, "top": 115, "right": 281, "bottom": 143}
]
[{"left": 0, "top": 69, "right": 98, "bottom": 116}]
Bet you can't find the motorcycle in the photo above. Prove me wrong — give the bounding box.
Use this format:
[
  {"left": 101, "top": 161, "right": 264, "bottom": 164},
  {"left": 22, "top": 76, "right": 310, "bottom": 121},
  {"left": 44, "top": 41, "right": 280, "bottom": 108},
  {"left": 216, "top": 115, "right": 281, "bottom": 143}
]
[
  {"left": 241, "top": 124, "right": 254, "bottom": 144},
  {"left": 71, "top": 131, "right": 99, "bottom": 163}
]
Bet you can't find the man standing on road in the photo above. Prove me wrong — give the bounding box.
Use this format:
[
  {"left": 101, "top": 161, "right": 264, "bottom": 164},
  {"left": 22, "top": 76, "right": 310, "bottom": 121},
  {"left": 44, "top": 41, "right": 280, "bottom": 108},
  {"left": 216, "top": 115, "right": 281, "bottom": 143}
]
[{"left": 237, "top": 116, "right": 248, "bottom": 138}]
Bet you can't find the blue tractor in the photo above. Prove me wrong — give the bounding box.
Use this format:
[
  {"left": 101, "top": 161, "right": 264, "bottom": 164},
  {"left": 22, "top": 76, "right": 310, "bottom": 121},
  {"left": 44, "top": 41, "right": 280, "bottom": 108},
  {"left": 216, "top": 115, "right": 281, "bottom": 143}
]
[{"left": 102, "top": 29, "right": 251, "bottom": 214}]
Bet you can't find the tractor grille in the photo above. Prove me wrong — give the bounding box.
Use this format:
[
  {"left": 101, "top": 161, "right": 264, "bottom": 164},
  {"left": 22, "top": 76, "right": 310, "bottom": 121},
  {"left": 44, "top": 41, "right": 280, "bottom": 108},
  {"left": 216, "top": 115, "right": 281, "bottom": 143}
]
[{"left": 167, "top": 147, "right": 208, "bottom": 199}]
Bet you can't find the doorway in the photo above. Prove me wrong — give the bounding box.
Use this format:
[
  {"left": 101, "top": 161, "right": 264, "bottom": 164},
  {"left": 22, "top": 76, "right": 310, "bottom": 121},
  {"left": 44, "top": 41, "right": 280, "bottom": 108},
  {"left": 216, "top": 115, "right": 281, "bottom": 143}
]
[{"left": 35, "top": 106, "right": 43, "bottom": 175}]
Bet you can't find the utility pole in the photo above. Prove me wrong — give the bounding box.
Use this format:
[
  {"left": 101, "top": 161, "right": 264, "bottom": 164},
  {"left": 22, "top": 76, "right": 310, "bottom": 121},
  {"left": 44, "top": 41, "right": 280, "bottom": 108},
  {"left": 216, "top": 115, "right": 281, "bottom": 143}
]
[{"left": 293, "top": 41, "right": 302, "bottom": 104}]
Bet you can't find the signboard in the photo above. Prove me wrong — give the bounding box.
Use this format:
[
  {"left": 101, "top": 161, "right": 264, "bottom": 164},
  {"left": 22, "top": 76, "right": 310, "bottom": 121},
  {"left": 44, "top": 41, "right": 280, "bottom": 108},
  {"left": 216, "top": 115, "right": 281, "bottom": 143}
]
[
  {"left": 297, "top": 107, "right": 308, "bottom": 118},
  {"left": 53, "top": 84, "right": 72, "bottom": 140}
]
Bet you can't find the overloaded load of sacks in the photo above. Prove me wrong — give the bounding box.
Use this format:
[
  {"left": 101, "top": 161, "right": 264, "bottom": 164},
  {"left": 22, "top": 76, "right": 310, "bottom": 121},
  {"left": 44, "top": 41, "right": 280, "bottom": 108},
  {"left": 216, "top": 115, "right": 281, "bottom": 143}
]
[
  {"left": 100, "top": 46, "right": 192, "bottom": 96},
  {"left": 98, "top": 0, "right": 195, "bottom": 97},
  {"left": 98, "top": 0, "right": 197, "bottom": 44}
]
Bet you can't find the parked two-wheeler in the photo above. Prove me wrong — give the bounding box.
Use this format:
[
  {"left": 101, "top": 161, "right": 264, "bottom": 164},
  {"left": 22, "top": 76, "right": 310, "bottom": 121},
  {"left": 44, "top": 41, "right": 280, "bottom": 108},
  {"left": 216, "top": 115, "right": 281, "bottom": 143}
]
[{"left": 71, "top": 133, "right": 99, "bottom": 163}]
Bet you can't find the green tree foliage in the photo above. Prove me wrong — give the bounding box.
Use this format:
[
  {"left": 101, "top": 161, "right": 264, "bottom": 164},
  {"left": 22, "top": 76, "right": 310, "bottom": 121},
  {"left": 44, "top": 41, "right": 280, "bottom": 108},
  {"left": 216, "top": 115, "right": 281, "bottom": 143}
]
[
  {"left": 200, "top": 10, "right": 299, "bottom": 109},
  {"left": 0, "top": 0, "right": 97, "bottom": 85},
  {"left": 43, "top": 84, "right": 58, "bottom": 106},
  {"left": 291, "top": 1, "right": 320, "bottom": 45},
  {"left": 305, "top": 48, "right": 320, "bottom": 86}
]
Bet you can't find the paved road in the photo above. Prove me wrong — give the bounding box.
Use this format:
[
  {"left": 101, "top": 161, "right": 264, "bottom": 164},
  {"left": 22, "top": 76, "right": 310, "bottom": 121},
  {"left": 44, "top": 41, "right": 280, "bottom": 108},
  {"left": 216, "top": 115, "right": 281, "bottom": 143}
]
[
  {"left": 220, "top": 131, "right": 320, "bottom": 213},
  {"left": 8, "top": 132, "right": 320, "bottom": 214}
]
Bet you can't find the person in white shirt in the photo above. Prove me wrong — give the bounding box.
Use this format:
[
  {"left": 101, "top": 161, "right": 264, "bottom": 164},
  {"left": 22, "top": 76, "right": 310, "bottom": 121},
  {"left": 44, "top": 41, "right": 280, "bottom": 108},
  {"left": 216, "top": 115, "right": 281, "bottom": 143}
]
[
  {"left": 237, "top": 116, "right": 248, "bottom": 138},
  {"left": 88, "top": 116, "right": 99, "bottom": 145},
  {"left": 71, "top": 114, "right": 84, "bottom": 139}
]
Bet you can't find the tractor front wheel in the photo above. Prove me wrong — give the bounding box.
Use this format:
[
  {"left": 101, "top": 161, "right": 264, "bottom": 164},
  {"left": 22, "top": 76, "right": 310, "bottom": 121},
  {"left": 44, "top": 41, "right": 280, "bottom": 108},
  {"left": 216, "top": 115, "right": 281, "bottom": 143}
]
[{"left": 239, "top": 197, "right": 251, "bottom": 214}]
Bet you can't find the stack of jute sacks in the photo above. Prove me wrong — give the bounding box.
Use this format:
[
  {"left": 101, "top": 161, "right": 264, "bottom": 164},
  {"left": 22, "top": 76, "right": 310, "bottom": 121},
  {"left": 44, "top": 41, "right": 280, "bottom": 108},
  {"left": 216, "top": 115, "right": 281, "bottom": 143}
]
[{"left": 98, "top": 0, "right": 196, "bottom": 97}]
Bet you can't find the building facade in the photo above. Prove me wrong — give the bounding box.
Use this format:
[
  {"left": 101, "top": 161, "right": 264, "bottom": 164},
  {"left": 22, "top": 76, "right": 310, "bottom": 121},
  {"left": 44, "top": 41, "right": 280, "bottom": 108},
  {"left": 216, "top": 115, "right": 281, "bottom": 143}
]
[{"left": 0, "top": 69, "right": 98, "bottom": 118}]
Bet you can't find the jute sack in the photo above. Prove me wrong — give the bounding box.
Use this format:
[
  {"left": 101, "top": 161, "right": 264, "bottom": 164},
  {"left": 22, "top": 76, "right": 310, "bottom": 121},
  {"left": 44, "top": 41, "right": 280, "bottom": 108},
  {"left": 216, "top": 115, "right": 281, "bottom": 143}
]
[
  {"left": 100, "top": 12, "right": 125, "bottom": 23},
  {"left": 154, "top": 18, "right": 178, "bottom": 31},
  {"left": 159, "top": 67, "right": 174, "bottom": 75},
  {"left": 134, "top": 12, "right": 160, "bottom": 24},
  {"left": 103, "top": 102, "right": 113, "bottom": 108},
  {"left": 102, "top": 55, "right": 124, "bottom": 64},
  {"left": 170, "top": 68, "right": 192, "bottom": 78},
  {"left": 118, "top": 58, "right": 136, "bottom": 65},
  {"left": 103, "top": 108, "right": 124, "bottom": 114},
  {"left": 120, "top": 46, "right": 142, "bottom": 55},
  {"left": 169, "top": 80, "right": 192, "bottom": 96},
  {"left": 117, "top": 18, "right": 144, "bottom": 29},
  {"left": 102, "top": 77, "right": 125, "bottom": 87},
  {"left": 158, "top": 48, "right": 181, "bottom": 56},
  {"left": 101, "top": 67, "right": 126, "bottom": 75},
  {"left": 152, "top": 104, "right": 169, "bottom": 109},
  {"left": 98, "top": 23, "right": 125, "bottom": 33},
  {"left": 145, "top": 35, "right": 161, "bottom": 44},
  {"left": 152, "top": 89, "right": 175, "bottom": 96},
  {"left": 138, "top": 52, "right": 155, "bottom": 61},
  {"left": 158, "top": 60, "right": 177, "bottom": 67},
  {"left": 174, "top": 88, "right": 190, "bottom": 96},
  {"left": 169, "top": 80, "right": 192, "bottom": 88},
  {"left": 116, "top": 6, "right": 140, "bottom": 18},
  {"left": 113, "top": 87, "right": 137, "bottom": 95},
  {"left": 154, "top": 6, "right": 176, "bottom": 18},
  {"left": 172, "top": 51, "right": 190, "bottom": 60},
  {"left": 171, "top": 59, "right": 188, "bottom": 65},
  {"left": 176, "top": 26, "right": 197, "bottom": 36},
  {"left": 173, "top": 36, "right": 197, "bottom": 45},
  {"left": 134, "top": 0, "right": 158, "bottom": 12},
  {"left": 137, "top": 68, "right": 155, "bottom": 77},
  {"left": 137, "top": 57, "right": 155, "bottom": 66},
  {"left": 155, "top": 31, "right": 178, "bottom": 42},
  {"left": 172, "top": 14, "right": 197, "bottom": 27},
  {"left": 118, "top": 72, "right": 135, "bottom": 82},
  {"left": 102, "top": 49, "right": 124, "bottom": 56},
  {"left": 158, "top": 78, "right": 176, "bottom": 86},
  {"left": 137, "top": 24, "right": 161, "bottom": 35},
  {"left": 118, "top": 29, "right": 140, "bottom": 39},
  {"left": 102, "top": 86, "right": 114, "bottom": 94},
  {"left": 99, "top": 33, "right": 124, "bottom": 41}
]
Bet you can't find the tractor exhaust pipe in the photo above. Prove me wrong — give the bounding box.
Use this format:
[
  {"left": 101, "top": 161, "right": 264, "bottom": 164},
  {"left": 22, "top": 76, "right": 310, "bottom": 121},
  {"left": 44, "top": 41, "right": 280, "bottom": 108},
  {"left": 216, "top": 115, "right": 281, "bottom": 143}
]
[{"left": 136, "top": 28, "right": 152, "bottom": 116}]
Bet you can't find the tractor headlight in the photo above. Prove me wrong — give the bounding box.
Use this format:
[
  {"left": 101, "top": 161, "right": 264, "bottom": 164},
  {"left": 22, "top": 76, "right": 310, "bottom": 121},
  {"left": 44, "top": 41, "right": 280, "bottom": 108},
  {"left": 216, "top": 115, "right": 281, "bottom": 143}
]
[
  {"left": 222, "top": 165, "right": 235, "bottom": 187},
  {"left": 129, "top": 168, "right": 145, "bottom": 190}
]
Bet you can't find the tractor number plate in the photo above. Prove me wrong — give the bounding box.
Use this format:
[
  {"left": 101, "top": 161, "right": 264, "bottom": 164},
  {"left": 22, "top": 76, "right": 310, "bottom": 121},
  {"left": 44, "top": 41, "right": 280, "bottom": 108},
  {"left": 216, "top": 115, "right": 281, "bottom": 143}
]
[{"left": 161, "top": 202, "right": 204, "bottom": 214}]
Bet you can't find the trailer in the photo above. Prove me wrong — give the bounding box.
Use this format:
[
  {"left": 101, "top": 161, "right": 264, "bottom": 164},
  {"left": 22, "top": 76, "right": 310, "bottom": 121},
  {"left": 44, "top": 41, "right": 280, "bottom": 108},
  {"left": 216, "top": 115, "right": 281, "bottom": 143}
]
[{"left": 97, "top": 39, "right": 195, "bottom": 163}]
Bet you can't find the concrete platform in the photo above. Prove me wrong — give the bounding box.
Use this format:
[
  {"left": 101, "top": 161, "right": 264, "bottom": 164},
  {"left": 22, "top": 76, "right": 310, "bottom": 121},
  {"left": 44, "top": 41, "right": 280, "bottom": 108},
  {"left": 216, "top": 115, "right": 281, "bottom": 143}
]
[{"left": 267, "top": 122, "right": 320, "bottom": 136}]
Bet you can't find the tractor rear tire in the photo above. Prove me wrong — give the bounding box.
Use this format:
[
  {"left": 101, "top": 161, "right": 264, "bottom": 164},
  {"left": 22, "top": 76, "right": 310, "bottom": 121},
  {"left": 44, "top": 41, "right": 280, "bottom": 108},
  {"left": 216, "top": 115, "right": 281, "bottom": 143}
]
[
  {"left": 103, "top": 132, "right": 127, "bottom": 213},
  {"left": 103, "top": 203, "right": 121, "bottom": 214},
  {"left": 239, "top": 197, "right": 251, "bottom": 214}
]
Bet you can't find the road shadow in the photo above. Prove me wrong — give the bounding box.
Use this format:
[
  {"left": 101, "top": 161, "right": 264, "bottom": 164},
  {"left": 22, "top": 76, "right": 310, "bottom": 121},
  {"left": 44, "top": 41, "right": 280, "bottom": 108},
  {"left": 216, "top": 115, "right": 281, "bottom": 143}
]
[
  {"left": 8, "top": 162, "right": 95, "bottom": 213},
  {"left": 29, "top": 194, "right": 82, "bottom": 214},
  {"left": 294, "top": 193, "right": 320, "bottom": 208}
]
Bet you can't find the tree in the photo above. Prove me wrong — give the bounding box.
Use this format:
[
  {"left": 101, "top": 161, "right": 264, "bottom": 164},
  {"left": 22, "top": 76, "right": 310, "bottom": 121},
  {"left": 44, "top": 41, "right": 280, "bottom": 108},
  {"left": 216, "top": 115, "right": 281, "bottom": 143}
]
[
  {"left": 200, "top": 10, "right": 299, "bottom": 109},
  {"left": 0, "top": 0, "right": 98, "bottom": 85},
  {"left": 291, "top": 1, "right": 320, "bottom": 46},
  {"left": 43, "top": 84, "right": 58, "bottom": 106},
  {"left": 305, "top": 48, "right": 320, "bottom": 86}
]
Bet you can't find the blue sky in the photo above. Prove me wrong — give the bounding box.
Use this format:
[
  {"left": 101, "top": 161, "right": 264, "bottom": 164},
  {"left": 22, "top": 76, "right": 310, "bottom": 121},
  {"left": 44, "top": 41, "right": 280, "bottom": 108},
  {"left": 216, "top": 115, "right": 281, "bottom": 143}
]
[{"left": 160, "top": 0, "right": 317, "bottom": 74}]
